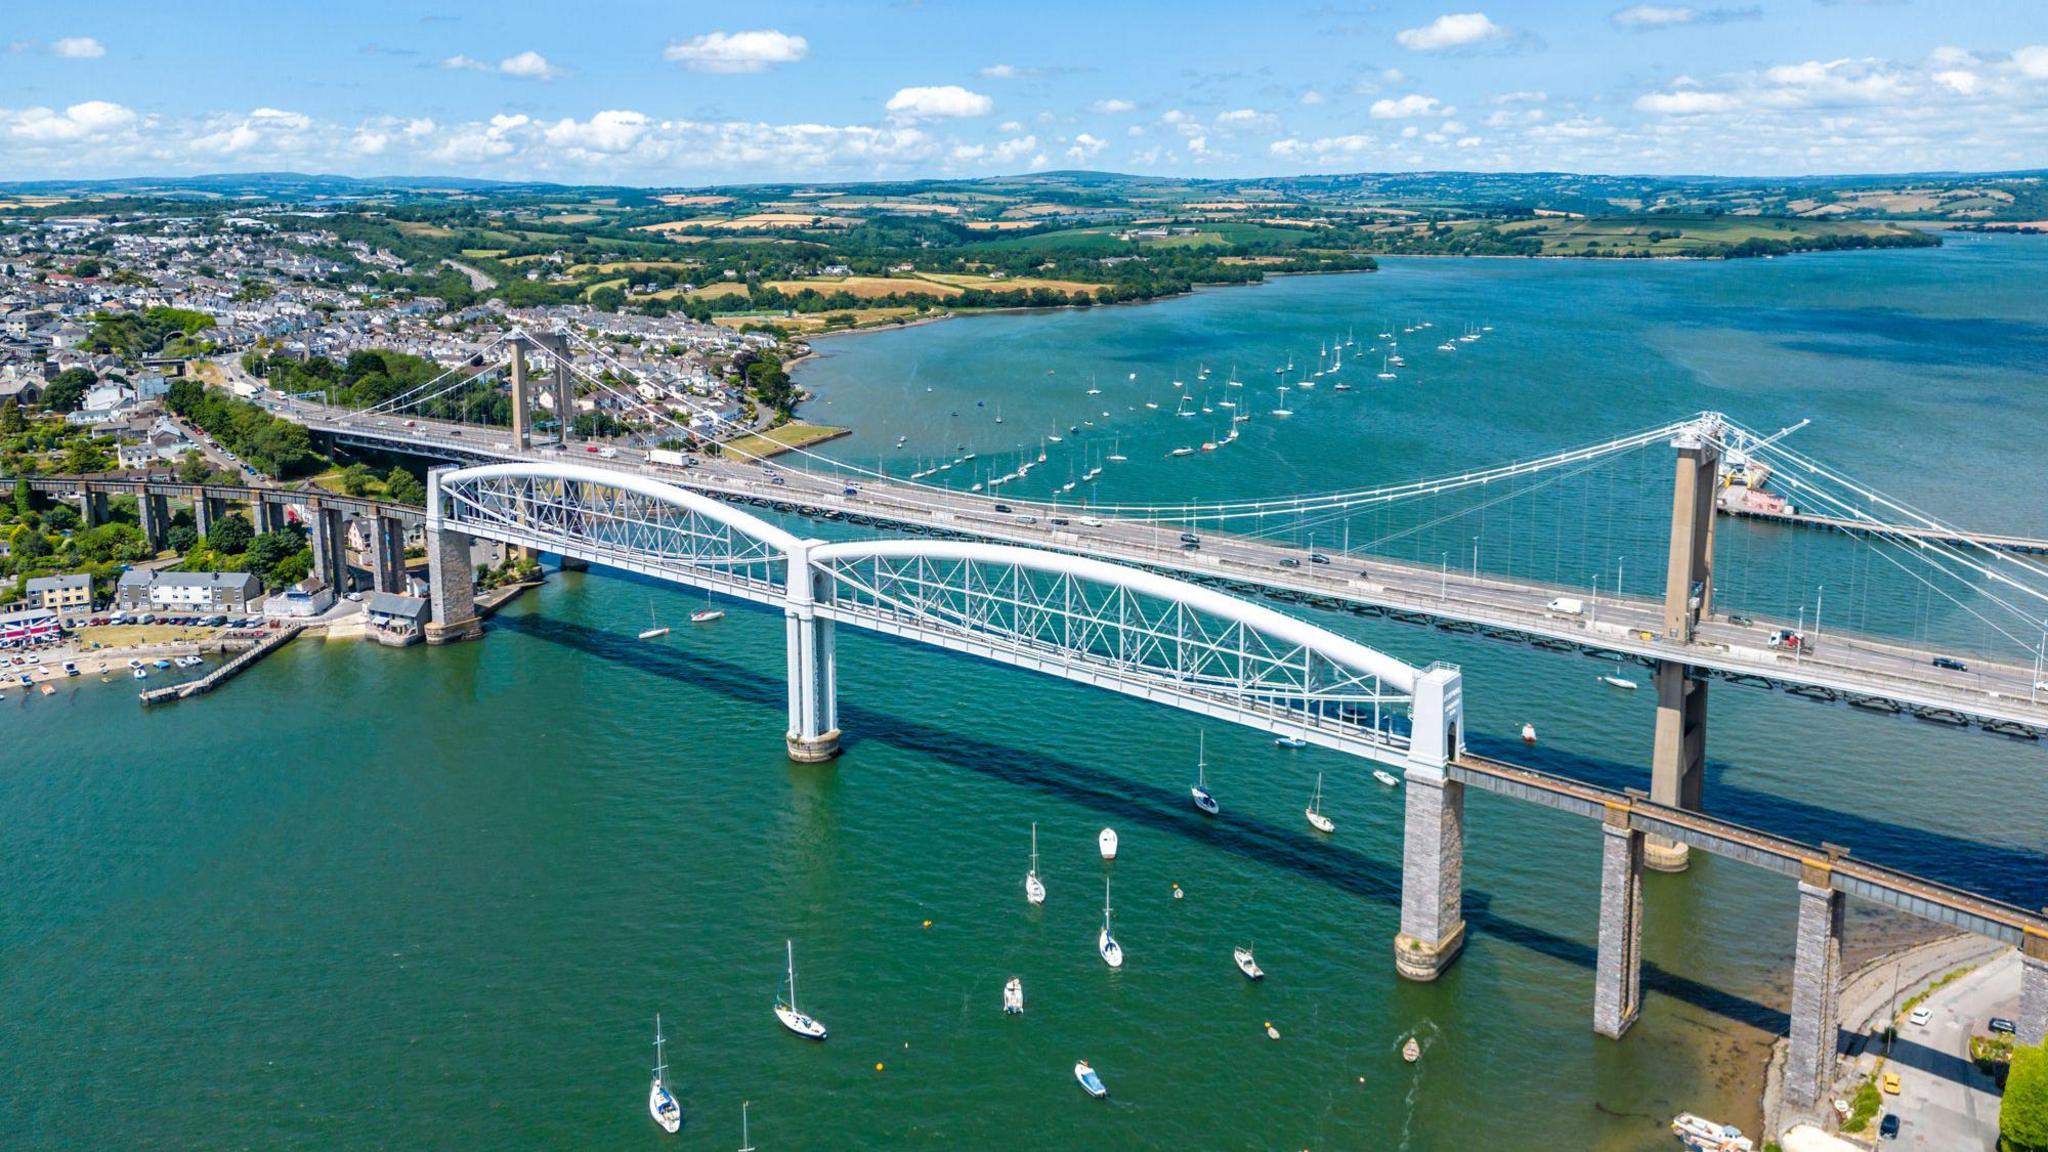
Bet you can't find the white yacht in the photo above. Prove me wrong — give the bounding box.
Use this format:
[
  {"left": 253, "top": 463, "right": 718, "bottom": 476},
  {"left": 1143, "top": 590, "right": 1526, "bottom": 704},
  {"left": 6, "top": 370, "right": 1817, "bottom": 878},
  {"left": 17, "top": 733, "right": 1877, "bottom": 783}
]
[
  {"left": 1098, "top": 879, "right": 1123, "bottom": 969},
  {"left": 1306, "top": 772, "right": 1335, "bottom": 834},
  {"left": 1025, "top": 822, "right": 1046, "bottom": 905},
  {"left": 648, "top": 1015, "right": 682, "bottom": 1134},
  {"left": 773, "top": 940, "right": 828, "bottom": 1040}
]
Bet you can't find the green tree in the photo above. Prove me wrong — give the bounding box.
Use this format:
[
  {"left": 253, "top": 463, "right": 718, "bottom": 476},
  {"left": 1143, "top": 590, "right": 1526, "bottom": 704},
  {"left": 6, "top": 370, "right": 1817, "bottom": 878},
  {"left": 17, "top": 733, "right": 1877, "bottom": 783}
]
[
  {"left": 12, "top": 477, "right": 32, "bottom": 519},
  {"left": 384, "top": 466, "right": 426, "bottom": 506},
  {"left": 267, "top": 550, "right": 312, "bottom": 589},
  {"left": 175, "top": 450, "right": 212, "bottom": 484},
  {"left": 165, "top": 524, "right": 199, "bottom": 554},
  {"left": 71, "top": 258, "right": 102, "bottom": 278},
  {"left": 7, "top": 522, "right": 52, "bottom": 560},
  {"left": 246, "top": 529, "right": 308, "bottom": 587},
  {"left": 61, "top": 437, "right": 110, "bottom": 474},
  {"left": 2007, "top": 1042, "right": 2048, "bottom": 1152},
  {"left": 73, "top": 522, "right": 147, "bottom": 564},
  {"left": 206, "top": 512, "right": 254, "bottom": 555},
  {"left": 338, "top": 462, "right": 377, "bottom": 496},
  {"left": 42, "top": 367, "right": 98, "bottom": 413},
  {"left": 0, "top": 397, "right": 22, "bottom": 434}
]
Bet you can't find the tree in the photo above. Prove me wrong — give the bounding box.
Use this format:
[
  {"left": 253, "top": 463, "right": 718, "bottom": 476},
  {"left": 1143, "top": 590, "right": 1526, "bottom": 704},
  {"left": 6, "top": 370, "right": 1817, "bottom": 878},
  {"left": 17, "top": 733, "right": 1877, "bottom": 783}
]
[
  {"left": 384, "top": 466, "right": 426, "bottom": 506},
  {"left": 42, "top": 368, "right": 97, "bottom": 413},
  {"left": 247, "top": 529, "right": 309, "bottom": 588},
  {"left": 2007, "top": 1042, "right": 2048, "bottom": 1152},
  {"left": 207, "top": 512, "right": 254, "bottom": 555},
  {"left": 61, "top": 438, "right": 110, "bottom": 474},
  {"left": 72, "top": 522, "right": 147, "bottom": 564},
  {"left": 165, "top": 524, "right": 199, "bottom": 554},
  {"left": 71, "top": 258, "right": 102, "bottom": 279},
  {"left": 338, "top": 462, "right": 377, "bottom": 496},
  {"left": 12, "top": 477, "right": 32, "bottom": 519},
  {"left": 176, "top": 450, "right": 212, "bottom": 484},
  {"left": 7, "top": 523, "right": 51, "bottom": 560},
  {"left": 0, "top": 397, "right": 22, "bottom": 434}
]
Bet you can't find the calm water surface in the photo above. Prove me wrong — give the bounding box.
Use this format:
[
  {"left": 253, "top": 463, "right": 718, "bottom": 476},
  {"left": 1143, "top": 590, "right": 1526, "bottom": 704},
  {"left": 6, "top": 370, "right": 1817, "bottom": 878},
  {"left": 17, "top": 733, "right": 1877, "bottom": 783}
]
[{"left": 5, "top": 238, "right": 2046, "bottom": 1150}]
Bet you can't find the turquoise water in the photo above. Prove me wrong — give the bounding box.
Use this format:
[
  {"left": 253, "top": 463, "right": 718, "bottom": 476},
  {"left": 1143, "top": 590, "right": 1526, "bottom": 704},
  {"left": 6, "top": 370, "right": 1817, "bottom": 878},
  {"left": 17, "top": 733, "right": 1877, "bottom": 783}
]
[{"left": 5, "top": 239, "right": 2047, "bottom": 1150}]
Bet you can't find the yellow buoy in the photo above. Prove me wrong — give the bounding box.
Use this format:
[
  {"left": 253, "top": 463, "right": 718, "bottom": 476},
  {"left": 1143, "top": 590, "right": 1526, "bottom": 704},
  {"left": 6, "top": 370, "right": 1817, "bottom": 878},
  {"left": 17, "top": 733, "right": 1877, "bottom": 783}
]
[
  {"left": 922, "top": 919, "right": 932, "bottom": 928},
  {"left": 875, "top": 1062, "right": 885, "bottom": 1071}
]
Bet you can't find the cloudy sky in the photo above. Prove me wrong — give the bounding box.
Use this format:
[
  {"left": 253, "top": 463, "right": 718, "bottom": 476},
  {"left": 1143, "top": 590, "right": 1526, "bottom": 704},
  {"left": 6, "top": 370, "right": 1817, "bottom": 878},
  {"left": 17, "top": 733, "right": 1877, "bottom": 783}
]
[{"left": 4, "top": 1, "right": 2046, "bottom": 184}]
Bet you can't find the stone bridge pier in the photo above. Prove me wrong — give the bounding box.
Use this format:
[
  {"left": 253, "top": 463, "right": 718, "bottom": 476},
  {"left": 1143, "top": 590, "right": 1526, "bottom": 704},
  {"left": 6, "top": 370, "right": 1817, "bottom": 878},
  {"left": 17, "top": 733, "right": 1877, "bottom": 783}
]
[
  {"left": 1392, "top": 666, "right": 1469, "bottom": 981},
  {"left": 783, "top": 540, "right": 840, "bottom": 762},
  {"left": 2021, "top": 930, "right": 2047, "bottom": 1048},
  {"left": 423, "top": 468, "right": 482, "bottom": 644},
  {"left": 1780, "top": 854, "right": 1847, "bottom": 1116}
]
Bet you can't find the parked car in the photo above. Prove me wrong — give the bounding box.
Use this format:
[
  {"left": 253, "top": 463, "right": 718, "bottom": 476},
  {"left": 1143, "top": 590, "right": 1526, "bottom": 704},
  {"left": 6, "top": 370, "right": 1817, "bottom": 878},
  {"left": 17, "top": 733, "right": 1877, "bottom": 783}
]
[
  {"left": 1908, "top": 1006, "right": 1931, "bottom": 1027},
  {"left": 1881, "top": 1071, "right": 1900, "bottom": 1094},
  {"left": 1990, "top": 1017, "right": 2017, "bottom": 1035},
  {"left": 1932, "top": 656, "right": 1967, "bottom": 671},
  {"left": 1879, "top": 1113, "right": 1900, "bottom": 1139}
]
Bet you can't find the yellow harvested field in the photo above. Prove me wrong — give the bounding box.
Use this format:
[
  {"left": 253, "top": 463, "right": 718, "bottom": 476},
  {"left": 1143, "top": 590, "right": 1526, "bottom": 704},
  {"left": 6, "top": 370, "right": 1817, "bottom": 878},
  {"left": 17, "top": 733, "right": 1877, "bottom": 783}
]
[
  {"left": 962, "top": 220, "right": 1041, "bottom": 231},
  {"left": 542, "top": 213, "right": 601, "bottom": 225},
  {"left": 914, "top": 273, "right": 1103, "bottom": 294},
  {"left": 395, "top": 221, "right": 457, "bottom": 237},
  {"left": 768, "top": 276, "right": 962, "bottom": 299},
  {"left": 717, "top": 214, "right": 862, "bottom": 230},
  {"left": 634, "top": 218, "right": 726, "bottom": 233},
  {"left": 684, "top": 282, "right": 750, "bottom": 299},
  {"left": 655, "top": 194, "right": 735, "bottom": 207}
]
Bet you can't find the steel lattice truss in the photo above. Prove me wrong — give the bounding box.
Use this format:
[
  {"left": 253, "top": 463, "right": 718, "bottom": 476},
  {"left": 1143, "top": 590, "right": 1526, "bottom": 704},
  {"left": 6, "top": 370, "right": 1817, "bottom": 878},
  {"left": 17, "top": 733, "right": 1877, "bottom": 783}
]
[
  {"left": 439, "top": 470, "right": 788, "bottom": 600},
  {"left": 812, "top": 550, "right": 1412, "bottom": 750}
]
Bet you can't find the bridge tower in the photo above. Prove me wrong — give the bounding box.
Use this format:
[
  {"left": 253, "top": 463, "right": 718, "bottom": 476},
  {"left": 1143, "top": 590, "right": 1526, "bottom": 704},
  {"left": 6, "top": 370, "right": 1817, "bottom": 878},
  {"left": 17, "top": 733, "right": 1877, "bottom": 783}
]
[
  {"left": 782, "top": 540, "right": 840, "bottom": 762},
  {"left": 422, "top": 466, "right": 482, "bottom": 644},
  {"left": 509, "top": 330, "right": 572, "bottom": 450},
  {"left": 1647, "top": 416, "right": 1720, "bottom": 872}
]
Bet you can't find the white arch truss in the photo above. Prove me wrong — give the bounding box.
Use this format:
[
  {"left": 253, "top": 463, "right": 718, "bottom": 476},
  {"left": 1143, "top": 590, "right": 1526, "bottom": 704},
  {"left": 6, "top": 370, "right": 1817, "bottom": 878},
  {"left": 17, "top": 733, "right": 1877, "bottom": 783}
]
[
  {"left": 807, "top": 539, "right": 1425, "bottom": 756},
  {"left": 433, "top": 462, "right": 800, "bottom": 604}
]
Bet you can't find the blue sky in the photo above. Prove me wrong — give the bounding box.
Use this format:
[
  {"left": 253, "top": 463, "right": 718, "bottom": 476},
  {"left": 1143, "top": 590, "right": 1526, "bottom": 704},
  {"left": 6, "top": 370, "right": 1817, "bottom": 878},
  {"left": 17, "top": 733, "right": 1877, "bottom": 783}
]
[{"left": 4, "top": 1, "right": 2046, "bottom": 183}]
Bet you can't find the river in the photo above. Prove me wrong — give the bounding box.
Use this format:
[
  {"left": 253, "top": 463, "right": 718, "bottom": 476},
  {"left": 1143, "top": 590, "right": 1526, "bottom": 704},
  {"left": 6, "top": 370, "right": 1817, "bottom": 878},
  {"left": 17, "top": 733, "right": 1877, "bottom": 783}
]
[{"left": 4, "top": 237, "right": 2045, "bottom": 1150}]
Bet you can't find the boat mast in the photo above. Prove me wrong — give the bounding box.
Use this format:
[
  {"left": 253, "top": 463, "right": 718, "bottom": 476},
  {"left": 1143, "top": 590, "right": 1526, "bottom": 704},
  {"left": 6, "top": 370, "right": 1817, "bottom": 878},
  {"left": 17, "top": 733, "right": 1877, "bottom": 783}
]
[{"left": 785, "top": 940, "right": 797, "bottom": 1012}]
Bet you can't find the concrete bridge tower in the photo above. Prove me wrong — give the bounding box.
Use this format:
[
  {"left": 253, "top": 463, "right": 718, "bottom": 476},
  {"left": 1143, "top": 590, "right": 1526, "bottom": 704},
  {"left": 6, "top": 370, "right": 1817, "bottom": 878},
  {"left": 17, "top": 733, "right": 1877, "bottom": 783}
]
[{"left": 1648, "top": 416, "right": 1720, "bottom": 871}]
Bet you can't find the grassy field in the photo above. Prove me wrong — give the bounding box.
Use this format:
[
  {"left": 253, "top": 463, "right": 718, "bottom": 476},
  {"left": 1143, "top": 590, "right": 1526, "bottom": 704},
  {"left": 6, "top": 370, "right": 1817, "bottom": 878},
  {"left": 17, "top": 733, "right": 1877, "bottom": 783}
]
[
  {"left": 914, "top": 272, "right": 1102, "bottom": 293},
  {"left": 76, "top": 623, "right": 217, "bottom": 647},
  {"left": 1487, "top": 214, "right": 1925, "bottom": 255},
  {"left": 722, "top": 421, "right": 852, "bottom": 459},
  {"left": 767, "top": 276, "right": 963, "bottom": 299},
  {"left": 394, "top": 220, "right": 457, "bottom": 238}
]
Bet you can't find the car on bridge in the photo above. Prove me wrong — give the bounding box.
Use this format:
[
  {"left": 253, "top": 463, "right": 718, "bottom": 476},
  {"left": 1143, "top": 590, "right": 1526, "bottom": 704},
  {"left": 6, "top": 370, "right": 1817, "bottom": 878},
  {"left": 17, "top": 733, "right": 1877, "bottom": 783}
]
[
  {"left": 1279, "top": 557, "right": 1301, "bottom": 568},
  {"left": 1767, "top": 628, "right": 1811, "bottom": 652},
  {"left": 1932, "top": 656, "right": 1968, "bottom": 671},
  {"left": 1309, "top": 553, "right": 1331, "bottom": 565},
  {"left": 1179, "top": 532, "right": 1201, "bottom": 545}
]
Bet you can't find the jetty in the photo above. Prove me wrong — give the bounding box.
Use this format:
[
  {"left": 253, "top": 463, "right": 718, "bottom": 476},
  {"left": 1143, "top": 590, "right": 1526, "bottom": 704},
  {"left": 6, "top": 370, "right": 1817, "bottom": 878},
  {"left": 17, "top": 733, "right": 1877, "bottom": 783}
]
[{"left": 139, "top": 626, "right": 304, "bottom": 706}]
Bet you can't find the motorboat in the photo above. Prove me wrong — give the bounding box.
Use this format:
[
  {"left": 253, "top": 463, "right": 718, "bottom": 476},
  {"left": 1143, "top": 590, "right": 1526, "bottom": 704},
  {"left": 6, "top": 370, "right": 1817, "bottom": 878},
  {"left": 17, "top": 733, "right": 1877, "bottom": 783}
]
[
  {"left": 1234, "top": 946, "right": 1264, "bottom": 981},
  {"left": 773, "top": 941, "right": 828, "bottom": 1040},
  {"left": 1521, "top": 722, "right": 1537, "bottom": 744},
  {"left": 132, "top": 667, "right": 148, "bottom": 680},
  {"left": 1305, "top": 772, "right": 1335, "bottom": 834},
  {"left": 648, "top": 1015, "right": 682, "bottom": 1133},
  {"left": 1074, "top": 1060, "right": 1107, "bottom": 1098},
  {"left": 1373, "top": 770, "right": 1401, "bottom": 788},
  {"left": 1098, "top": 827, "right": 1118, "bottom": 860},
  {"left": 1025, "top": 823, "right": 1046, "bottom": 905},
  {"left": 1402, "top": 1036, "right": 1421, "bottom": 1063},
  {"left": 1003, "top": 978, "right": 1024, "bottom": 1015},
  {"left": 1670, "top": 1113, "right": 1755, "bottom": 1151},
  {"left": 1273, "top": 735, "right": 1307, "bottom": 749},
  {"left": 1098, "top": 879, "right": 1123, "bottom": 969}
]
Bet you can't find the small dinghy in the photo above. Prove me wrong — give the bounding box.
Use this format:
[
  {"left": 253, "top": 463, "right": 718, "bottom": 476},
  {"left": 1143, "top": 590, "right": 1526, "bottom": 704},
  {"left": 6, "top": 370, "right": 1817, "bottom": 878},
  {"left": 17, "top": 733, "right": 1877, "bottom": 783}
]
[
  {"left": 1402, "top": 1036, "right": 1421, "bottom": 1063},
  {"left": 1373, "top": 770, "right": 1401, "bottom": 788},
  {"left": 1097, "top": 827, "right": 1118, "bottom": 861},
  {"left": 1003, "top": 977, "right": 1024, "bottom": 1014},
  {"left": 1521, "top": 722, "right": 1537, "bottom": 744},
  {"left": 1273, "top": 735, "right": 1307, "bottom": 749},
  {"left": 1234, "top": 946, "right": 1264, "bottom": 981},
  {"left": 1074, "top": 1060, "right": 1107, "bottom": 1099}
]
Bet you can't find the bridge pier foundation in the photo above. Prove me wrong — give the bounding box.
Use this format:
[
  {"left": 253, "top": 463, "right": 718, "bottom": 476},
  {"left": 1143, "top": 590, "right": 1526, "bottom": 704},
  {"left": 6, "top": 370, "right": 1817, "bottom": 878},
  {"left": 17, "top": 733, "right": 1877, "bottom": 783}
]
[
  {"left": 1646, "top": 662, "right": 1706, "bottom": 872},
  {"left": 1395, "top": 762, "right": 1466, "bottom": 981},
  {"left": 371, "top": 515, "right": 408, "bottom": 594},
  {"left": 1781, "top": 862, "right": 1845, "bottom": 1116},
  {"left": 1593, "top": 805, "right": 1646, "bottom": 1038},
  {"left": 2021, "top": 931, "right": 2048, "bottom": 1048},
  {"left": 254, "top": 498, "right": 284, "bottom": 536},
  {"left": 194, "top": 494, "right": 217, "bottom": 539},
  {"left": 424, "top": 524, "right": 482, "bottom": 644},
  {"left": 784, "top": 609, "right": 840, "bottom": 761}
]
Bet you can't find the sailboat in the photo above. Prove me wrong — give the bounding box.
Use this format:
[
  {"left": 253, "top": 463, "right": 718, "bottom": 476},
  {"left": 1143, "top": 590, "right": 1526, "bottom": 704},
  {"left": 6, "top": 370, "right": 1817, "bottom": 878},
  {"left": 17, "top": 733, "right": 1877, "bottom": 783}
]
[
  {"left": 649, "top": 1015, "right": 682, "bottom": 1134},
  {"left": 773, "top": 940, "right": 828, "bottom": 1040},
  {"left": 1377, "top": 357, "right": 1397, "bottom": 381},
  {"left": 1003, "top": 977, "right": 1024, "bottom": 1014},
  {"left": 738, "top": 1101, "right": 755, "bottom": 1152},
  {"left": 1098, "top": 879, "right": 1123, "bottom": 968},
  {"left": 691, "top": 591, "right": 724, "bottom": 624},
  {"left": 994, "top": 403, "right": 1004, "bottom": 425},
  {"left": 1025, "top": 822, "right": 1046, "bottom": 905},
  {"left": 1234, "top": 945, "right": 1265, "bottom": 981},
  {"left": 1272, "top": 385, "right": 1293, "bottom": 418},
  {"left": 639, "top": 598, "right": 671, "bottom": 640},
  {"left": 1190, "top": 732, "right": 1219, "bottom": 815},
  {"left": 1306, "top": 772, "right": 1335, "bottom": 834},
  {"left": 1107, "top": 439, "right": 1127, "bottom": 463}
]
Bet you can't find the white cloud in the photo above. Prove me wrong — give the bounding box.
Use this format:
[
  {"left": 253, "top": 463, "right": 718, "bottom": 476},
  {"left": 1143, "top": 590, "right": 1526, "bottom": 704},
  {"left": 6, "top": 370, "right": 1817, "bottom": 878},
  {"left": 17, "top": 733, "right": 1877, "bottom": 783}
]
[
  {"left": 441, "top": 55, "right": 489, "bottom": 72},
  {"left": 998, "top": 120, "right": 1025, "bottom": 133},
  {"left": 1612, "top": 5, "right": 1697, "bottom": 28},
  {"left": 51, "top": 37, "right": 106, "bottom": 60},
  {"left": 2, "top": 100, "right": 136, "bottom": 142},
  {"left": 1396, "top": 13, "right": 1503, "bottom": 51},
  {"left": 979, "top": 64, "right": 1020, "bottom": 79},
  {"left": 993, "top": 134, "right": 1037, "bottom": 163},
  {"left": 543, "top": 110, "right": 652, "bottom": 154},
  {"left": 1067, "top": 132, "right": 1107, "bottom": 160},
  {"left": 1090, "top": 98, "right": 1136, "bottom": 114},
  {"left": 2016, "top": 45, "right": 2048, "bottom": 79},
  {"left": 1933, "top": 69, "right": 1980, "bottom": 95},
  {"left": 1214, "top": 108, "right": 1279, "bottom": 132},
  {"left": 1299, "top": 90, "right": 1327, "bottom": 106},
  {"left": 664, "top": 30, "right": 808, "bottom": 73},
  {"left": 1491, "top": 89, "right": 1547, "bottom": 104},
  {"left": 885, "top": 85, "right": 994, "bottom": 119},
  {"left": 498, "top": 51, "right": 562, "bottom": 80},
  {"left": 193, "top": 107, "right": 314, "bottom": 156},
  {"left": 1635, "top": 89, "right": 1738, "bottom": 114},
  {"left": 1370, "top": 94, "right": 1447, "bottom": 119}
]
